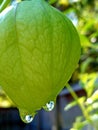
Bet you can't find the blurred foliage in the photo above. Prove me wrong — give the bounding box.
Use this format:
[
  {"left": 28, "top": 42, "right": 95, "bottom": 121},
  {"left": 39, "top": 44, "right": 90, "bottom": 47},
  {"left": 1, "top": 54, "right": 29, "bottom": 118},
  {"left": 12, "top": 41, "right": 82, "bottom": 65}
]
[
  {"left": 0, "top": 0, "right": 98, "bottom": 129},
  {"left": 54, "top": 0, "right": 98, "bottom": 129},
  {"left": 0, "top": 86, "right": 15, "bottom": 108},
  {"left": 0, "top": 0, "right": 3, "bottom": 4}
]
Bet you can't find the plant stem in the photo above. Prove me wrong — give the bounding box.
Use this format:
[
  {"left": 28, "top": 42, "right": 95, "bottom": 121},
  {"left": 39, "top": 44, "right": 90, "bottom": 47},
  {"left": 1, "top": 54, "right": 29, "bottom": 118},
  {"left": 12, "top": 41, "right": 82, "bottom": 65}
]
[
  {"left": 66, "top": 83, "right": 92, "bottom": 122},
  {"left": 0, "top": 0, "right": 11, "bottom": 13}
]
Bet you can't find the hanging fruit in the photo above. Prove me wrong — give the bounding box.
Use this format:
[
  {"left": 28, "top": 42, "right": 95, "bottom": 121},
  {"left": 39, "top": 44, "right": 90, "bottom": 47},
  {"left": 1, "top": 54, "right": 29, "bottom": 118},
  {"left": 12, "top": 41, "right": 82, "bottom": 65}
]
[{"left": 0, "top": 0, "right": 81, "bottom": 123}]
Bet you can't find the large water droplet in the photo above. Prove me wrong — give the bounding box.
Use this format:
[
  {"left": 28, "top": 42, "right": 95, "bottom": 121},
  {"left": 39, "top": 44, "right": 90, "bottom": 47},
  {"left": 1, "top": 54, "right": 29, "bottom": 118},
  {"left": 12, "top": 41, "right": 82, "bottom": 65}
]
[
  {"left": 43, "top": 101, "right": 55, "bottom": 111},
  {"left": 19, "top": 109, "right": 35, "bottom": 123},
  {"left": 21, "top": 114, "right": 33, "bottom": 123}
]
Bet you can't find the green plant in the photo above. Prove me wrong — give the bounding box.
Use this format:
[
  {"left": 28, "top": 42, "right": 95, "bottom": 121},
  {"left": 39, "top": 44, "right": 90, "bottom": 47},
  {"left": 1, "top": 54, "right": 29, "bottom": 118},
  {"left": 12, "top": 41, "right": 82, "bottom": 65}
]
[
  {"left": 65, "top": 74, "right": 98, "bottom": 130},
  {"left": 0, "top": 0, "right": 80, "bottom": 123},
  {"left": 64, "top": 0, "right": 98, "bottom": 129}
]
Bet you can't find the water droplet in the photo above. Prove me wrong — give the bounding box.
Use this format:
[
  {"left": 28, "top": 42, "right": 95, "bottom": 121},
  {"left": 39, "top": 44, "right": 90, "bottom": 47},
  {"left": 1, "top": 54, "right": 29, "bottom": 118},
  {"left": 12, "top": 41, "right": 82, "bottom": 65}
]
[
  {"left": 19, "top": 109, "right": 35, "bottom": 123},
  {"left": 43, "top": 101, "right": 55, "bottom": 111},
  {"left": 21, "top": 115, "right": 33, "bottom": 123}
]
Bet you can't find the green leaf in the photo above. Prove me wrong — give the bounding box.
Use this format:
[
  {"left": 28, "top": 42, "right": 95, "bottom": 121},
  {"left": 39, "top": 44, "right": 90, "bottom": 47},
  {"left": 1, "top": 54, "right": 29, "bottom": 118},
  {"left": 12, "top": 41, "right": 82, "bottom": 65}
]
[
  {"left": 79, "top": 73, "right": 98, "bottom": 97},
  {"left": 80, "top": 57, "right": 94, "bottom": 73},
  {"left": 48, "top": 0, "right": 57, "bottom": 4},
  {"left": 87, "top": 90, "right": 98, "bottom": 103},
  {"left": 79, "top": 34, "right": 91, "bottom": 48},
  {"left": 64, "top": 97, "right": 85, "bottom": 110},
  {"left": 0, "top": 0, "right": 3, "bottom": 4}
]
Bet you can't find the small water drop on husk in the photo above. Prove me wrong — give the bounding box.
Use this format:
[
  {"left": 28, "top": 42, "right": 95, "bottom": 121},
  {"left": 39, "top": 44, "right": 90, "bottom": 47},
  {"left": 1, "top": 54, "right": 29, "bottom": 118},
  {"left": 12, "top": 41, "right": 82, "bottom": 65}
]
[
  {"left": 43, "top": 101, "right": 55, "bottom": 111},
  {"left": 19, "top": 109, "right": 35, "bottom": 123}
]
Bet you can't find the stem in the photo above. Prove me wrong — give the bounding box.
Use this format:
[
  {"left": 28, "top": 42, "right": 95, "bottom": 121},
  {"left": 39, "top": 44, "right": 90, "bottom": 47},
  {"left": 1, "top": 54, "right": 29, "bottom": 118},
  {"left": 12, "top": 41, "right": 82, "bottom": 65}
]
[
  {"left": 66, "top": 83, "right": 92, "bottom": 122},
  {"left": 0, "top": 0, "right": 10, "bottom": 13}
]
